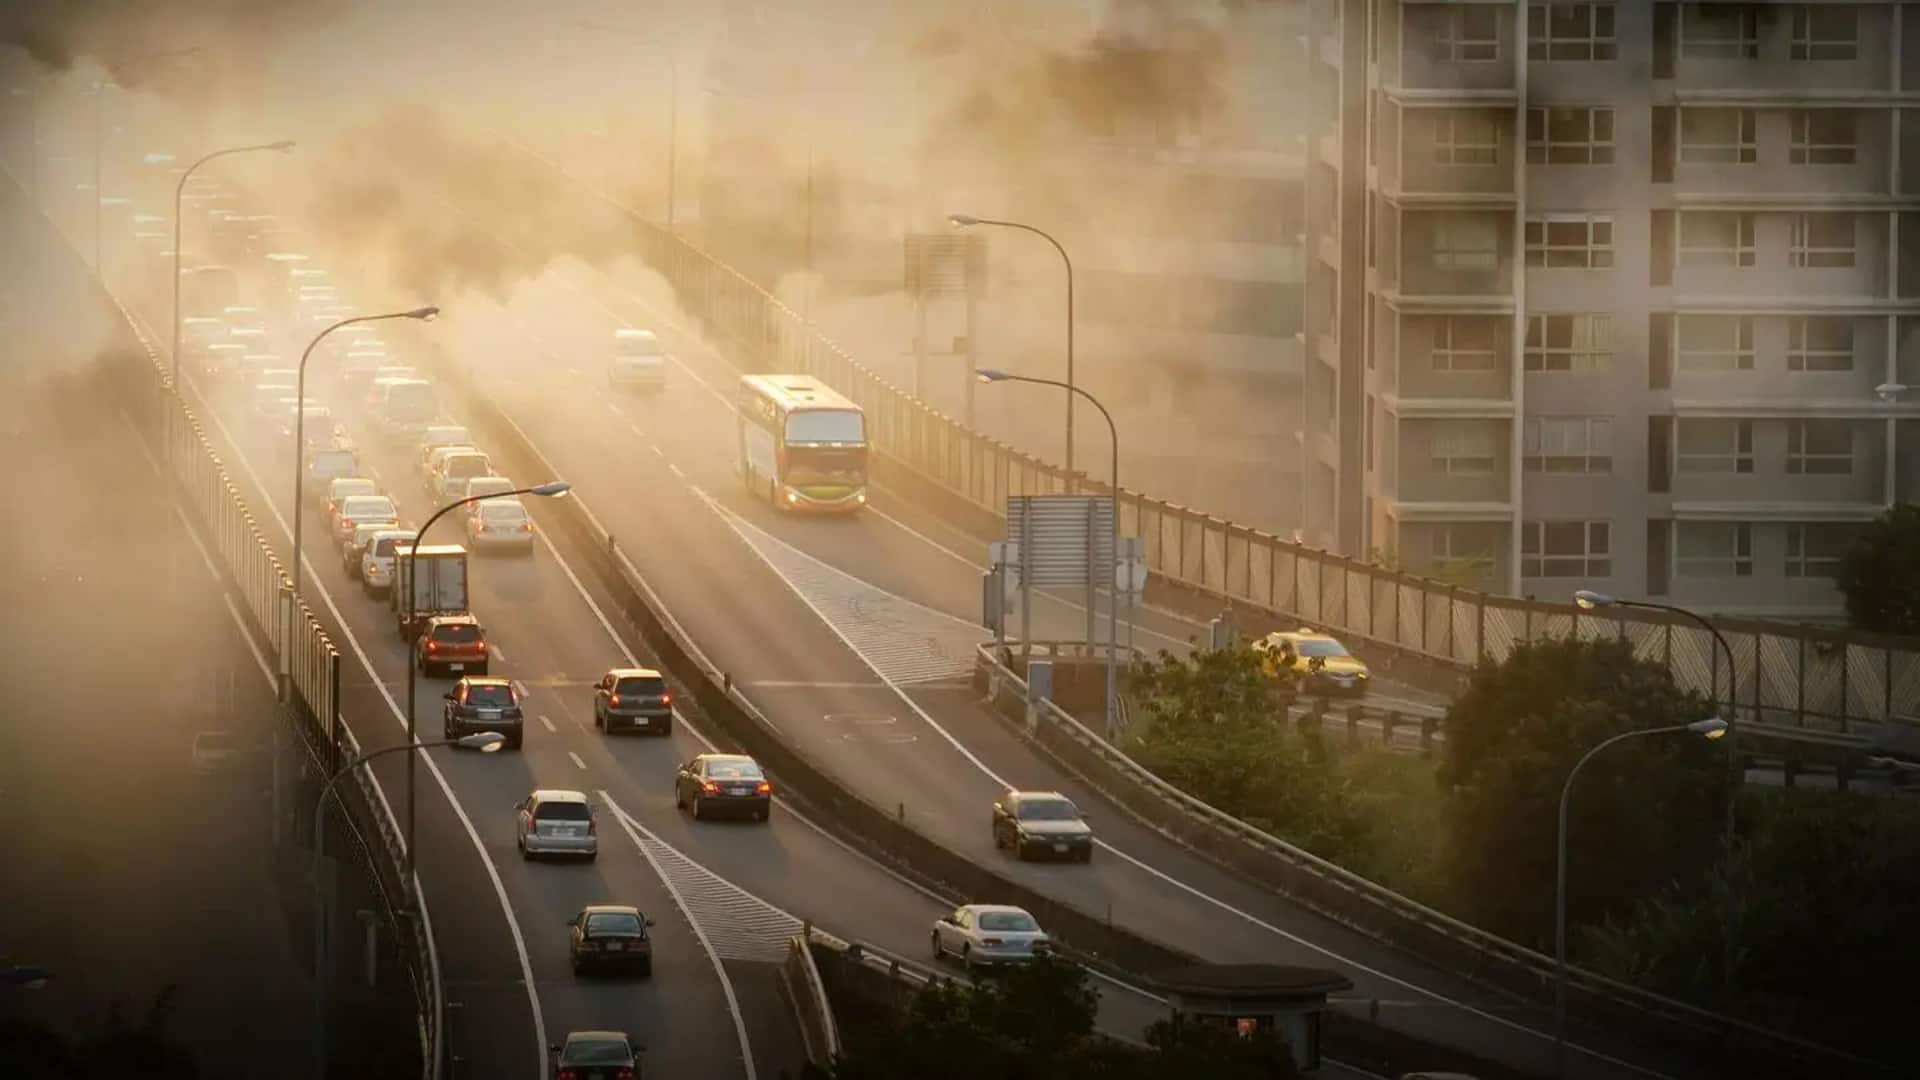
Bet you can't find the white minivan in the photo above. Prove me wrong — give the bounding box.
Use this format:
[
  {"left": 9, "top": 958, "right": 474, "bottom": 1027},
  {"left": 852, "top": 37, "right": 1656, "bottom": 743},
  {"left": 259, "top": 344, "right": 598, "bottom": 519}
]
[{"left": 609, "top": 328, "right": 667, "bottom": 390}]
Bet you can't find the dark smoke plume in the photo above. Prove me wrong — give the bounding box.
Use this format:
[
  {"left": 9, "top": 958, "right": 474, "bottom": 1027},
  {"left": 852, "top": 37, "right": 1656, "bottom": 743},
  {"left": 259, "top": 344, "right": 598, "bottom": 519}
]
[{"left": 1, "top": 0, "right": 345, "bottom": 97}]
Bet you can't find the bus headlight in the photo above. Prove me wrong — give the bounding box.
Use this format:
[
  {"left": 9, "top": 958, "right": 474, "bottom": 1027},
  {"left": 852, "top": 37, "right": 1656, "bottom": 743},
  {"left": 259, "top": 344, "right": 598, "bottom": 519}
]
[
  {"left": 856, "top": 491, "right": 866, "bottom": 504},
  {"left": 785, "top": 490, "right": 801, "bottom": 505}
]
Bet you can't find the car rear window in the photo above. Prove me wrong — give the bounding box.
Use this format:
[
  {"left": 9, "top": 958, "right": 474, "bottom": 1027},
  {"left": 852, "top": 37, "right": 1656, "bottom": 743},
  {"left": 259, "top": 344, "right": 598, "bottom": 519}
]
[
  {"left": 705, "top": 759, "right": 763, "bottom": 780},
  {"left": 371, "top": 536, "right": 415, "bottom": 557},
  {"left": 480, "top": 502, "right": 526, "bottom": 523},
  {"left": 584, "top": 911, "right": 642, "bottom": 935},
  {"left": 615, "top": 677, "right": 667, "bottom": 697},
  {"left": 978, "top": 911, "right": 1039, "bottom": 932},
  {"left": 466, "top": 683, "right": 515, "bottom": 707},
  {"left": 565, "top": 1038, "right": 633, "bottom": 1065},
  {"left": 431, "top": 623, "right": 482, "bottom": 643},
  {"left": 446, "top": 455, "right": 490, "bottom": 478},
  {"left": 343, "top": 496, "right": 396, "bottom": 516},
  {"left": 535, "top": 801, "right": 592, "bottom": 822}
]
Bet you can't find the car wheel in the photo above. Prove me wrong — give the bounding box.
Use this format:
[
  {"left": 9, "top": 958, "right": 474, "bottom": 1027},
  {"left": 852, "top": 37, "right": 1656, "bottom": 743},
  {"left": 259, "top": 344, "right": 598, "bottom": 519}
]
[
  {"left": 1079, "top": 846, "right": 1094, "bottom": 864},
  {"left": 931, "top": 931, "right": 944, "bottom": 961},
  {"left": 507, "top": 734, "right": 522, "bottom": 751},
  {"left": 674, "top": 787, "right": 685, "bottom": 811},
  {"left": 593, "top": 709, "right": 603, "bottom": 732},
  {"left": 691, "top": 797, "right": 704, "bottom": 821},
  {"left": 961, "top": 945, "right": 974, "bottom": 973},
  {"left": 658, "top": 718, "right": 672, "bottom": 737},
  {"left": 754, "top": 805, "right": 769, "bottom": 823},
  {"left": 637, "top": 958, "right": 652, "bottom": 978},
  {"left": 519, "top": 840, "right": 531, "bottom": 861}
]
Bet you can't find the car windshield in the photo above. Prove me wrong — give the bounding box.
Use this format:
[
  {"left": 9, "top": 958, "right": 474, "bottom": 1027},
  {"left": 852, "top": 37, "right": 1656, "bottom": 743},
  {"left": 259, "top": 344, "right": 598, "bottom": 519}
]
[
  {"left": 431, "top": 623, "right": 482, "bottom": 643},
  {"left": 1016, "top": 799, "right": 1078, "bottom": 822},
  {"left": 1296, "top": 639, "right": 1350, "bottom": 659},
  {"left": 977, "top": 911, "right": 1039, "bottom": 932},
  {"left": 585, "top": 911, "right": 643, "bottom": 935},
  {"left": 564, "top": 1038, "right": 632, "bottom": 1065},
  {"left": 534, "top": 801, "right": 591, "bottom": 822},
  {"left": 615, "top": 677, "right": 667, "bottom": 697},
  {"left": 785, "top": 408, "right": 864, "bottom": 445},
  {"left": 705, "top": 759, "right": 763, "bottom": 780},
  {"left": 343, "top": 496, "right": 396, "bottom": 517},
  {"left": 466, "top": 683, "right": 515, "bottom": 707}
]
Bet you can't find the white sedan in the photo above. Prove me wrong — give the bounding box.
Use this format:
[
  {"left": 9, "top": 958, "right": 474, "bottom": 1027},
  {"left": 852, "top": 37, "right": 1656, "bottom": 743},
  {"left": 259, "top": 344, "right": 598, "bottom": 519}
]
[{"left": 930, "top": 904, "right": 1050, "bottom": 971}]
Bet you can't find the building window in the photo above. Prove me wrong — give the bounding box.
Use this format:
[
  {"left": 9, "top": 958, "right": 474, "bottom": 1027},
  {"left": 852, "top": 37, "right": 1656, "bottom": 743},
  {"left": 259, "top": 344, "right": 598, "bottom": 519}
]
[
  {"left": 1681, "top": 3, "right": 1760, "bottom": 60},
  {"left": 1790, "top": 110, "right": 1857, "bottom": 165},
  {"left": 1521, "top": 520, "right": 1611, "bottom": 578},
  {"left": 1676, "top": 522, "right": 1754, "bottom": 578},
  {"left": 1677, "top": 211, "right": 1756, "bottom": 267},
  {"left": 1526, "top": 107, "right": 1615, "bottom": 164},
  {"left": 1433, "top": 316, "right": 1500, "bottom": 372},
  {"left": 1525, "top": 313, "right": 1612, "bottom": 372},
  {"left": 1525, "top": 215, "right": 1613, "bottom": 268},
  {"left": 1432, "top": 525, "right": 1497, "bottom": 581},
  {"left": 1435, "top": 4, "right": 1501, "bottom": 62},
  {"left": 1528, "top": 3, "right": 1618, "bottom": 61},
  {"left": 1785, "top": 522, "right": 1857, "bottom": 579},
  {"left": 1677, "top": 315, "right": 1755, "bottom": 371},
  {"left": 1676, "top": 419, "right": 1755, "bottom": 473},
  {"left": 1792, "top": 4, "right": 1859, "bottom": 61},
  {"left": 1431, "top": 216, "right": 1502, "bottom": 270},
  {"left": 1678, "top": 108, "right": 1757, "bottom": 164},
  {"left": 1790, "top": 213, "right": 1857, "bottom": 268},
  {"left": 1431, "top": 422, "right": 1498, "bottom": 475},
  {"left": 1787, "top": 316, "right": 1855, "bottom": 372},
  {"left": 1787, "top": 419, "right": 1854, "bottom": 474},
  {"left": 1434, "top": 109, "right": 1500, "bottom": 166},
  {"left": 1524, "top": 416, "right": 1614, "bottom": 473}
]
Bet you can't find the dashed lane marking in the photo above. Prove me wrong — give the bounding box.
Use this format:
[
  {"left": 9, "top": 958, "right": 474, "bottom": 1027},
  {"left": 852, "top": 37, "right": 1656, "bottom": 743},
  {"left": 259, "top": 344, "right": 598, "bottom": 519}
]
[
  {"left": 567, "top": 751, "right": 587, "bottom": 771},
  {"left": 538, "top": 714, "right": 557, "bottom": 733}
]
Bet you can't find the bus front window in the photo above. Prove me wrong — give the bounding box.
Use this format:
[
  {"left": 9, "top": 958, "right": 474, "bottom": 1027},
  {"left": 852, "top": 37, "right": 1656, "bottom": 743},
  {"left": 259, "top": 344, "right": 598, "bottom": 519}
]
[
  {"left": 785, "top": 445, "right": 867, "bottom": 485},
  {"left": 785, "top": 409, "right": 864, "bottom": 445}
]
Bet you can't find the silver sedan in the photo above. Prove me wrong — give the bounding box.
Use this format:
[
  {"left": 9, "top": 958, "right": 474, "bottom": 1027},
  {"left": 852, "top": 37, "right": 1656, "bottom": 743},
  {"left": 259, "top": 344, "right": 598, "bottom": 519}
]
[{"left": 930, "top": 904, "right": 1050, "bottom": 971}]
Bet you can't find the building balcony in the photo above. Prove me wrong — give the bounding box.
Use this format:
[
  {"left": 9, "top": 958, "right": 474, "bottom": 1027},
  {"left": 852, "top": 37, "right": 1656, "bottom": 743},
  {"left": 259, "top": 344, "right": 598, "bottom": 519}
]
[
  {"left": 1384, "top": 498, "right": 1515, "bottom": 523},
  {"left": 1382, "top": 394, "right": 1515, "bottom": 419}
]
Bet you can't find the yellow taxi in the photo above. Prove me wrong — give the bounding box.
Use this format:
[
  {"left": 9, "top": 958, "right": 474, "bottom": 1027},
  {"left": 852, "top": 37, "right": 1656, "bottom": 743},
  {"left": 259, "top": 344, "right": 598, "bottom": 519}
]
[{"left": 1252, "top": 628, "right": 1372, "bottom": 697}]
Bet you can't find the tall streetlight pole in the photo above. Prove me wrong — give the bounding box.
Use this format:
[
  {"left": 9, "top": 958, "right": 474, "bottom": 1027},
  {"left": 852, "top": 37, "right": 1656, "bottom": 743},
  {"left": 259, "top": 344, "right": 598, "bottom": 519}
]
[
  {"left": 402, "top": 482, "right": 571, "bottom": 886},
  {"left": 949, "top": 214, "right": 1076, "bottom": 480},
  {"left": 287, "top": 307, "right": 440, "bottom": 700},
  {"left": 312, "top": 732, "right": 505, "bottom": 1080},
  {"left": 170, "top": 140, "right": 293, "bottom": 409},
  {"left": 1553, "top": 716, "right": 1727, "bottom": 1079},
  {"left": 978, "top": 368, "right": 1121, "bottom": 737}
]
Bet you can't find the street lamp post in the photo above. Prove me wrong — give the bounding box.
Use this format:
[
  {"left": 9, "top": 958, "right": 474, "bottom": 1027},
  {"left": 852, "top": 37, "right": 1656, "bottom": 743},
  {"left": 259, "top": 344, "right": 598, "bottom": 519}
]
[
  {"left": 978, "top": 368, "right": 1121, "bottom": 736},
  {"left": 286, "top": 307, "right": 439, "bottom": 699},
  {"left": 312, "top": 731, "right": 504, "bottom": 1080},
  {"left": 169, "top": 140, "right": 293, "bottom": 407},
  {"left": 949, "top": 214, "right": 1076, "bottom": 480},
  {"left": 1553, "top": 716, "right": 1727, "bottom": 1079},
  {"left": 402, "top": 482, "right": 571, "bottom": 887}
]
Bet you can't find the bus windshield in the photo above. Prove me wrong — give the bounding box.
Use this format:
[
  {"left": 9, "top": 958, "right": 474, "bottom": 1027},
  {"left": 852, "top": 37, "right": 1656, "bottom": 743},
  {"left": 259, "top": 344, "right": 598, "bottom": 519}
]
[
  {"left": 785, "top": 409, "right": 864, "bottom": 445},
  {"left": 785, "top": 445, "right": 867, "bottom": 486}
]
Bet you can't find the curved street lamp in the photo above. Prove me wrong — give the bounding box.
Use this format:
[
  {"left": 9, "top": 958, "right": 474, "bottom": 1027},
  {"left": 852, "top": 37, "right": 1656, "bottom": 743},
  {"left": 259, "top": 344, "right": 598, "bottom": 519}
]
[
  {"left": 401, "top": 482, "right": 571, "bottom": 885},
  {"left": 313, "top": 731, "right": 503, "bottom": 1079},
  {"left": 170, "top": 140, "right": 294, "bottom": 405},
  {"left": 286, "top": 305, "right": 440, "bottom": 690},
  {"left": 977, "top": 367, "right": 1121, "bottom": 736},
  {"left": 1553, "top": 716, "right": 1727, "bottom": 1079},
  {"left": 949, "top": 213, "right": 1077, "bottom": 478}
]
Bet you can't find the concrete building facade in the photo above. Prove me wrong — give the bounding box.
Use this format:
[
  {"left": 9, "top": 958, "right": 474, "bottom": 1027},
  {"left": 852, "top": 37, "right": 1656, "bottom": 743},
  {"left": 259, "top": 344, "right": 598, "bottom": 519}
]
[{"left": 1308, "top": 0, "right": 1920, "bottom": 617}]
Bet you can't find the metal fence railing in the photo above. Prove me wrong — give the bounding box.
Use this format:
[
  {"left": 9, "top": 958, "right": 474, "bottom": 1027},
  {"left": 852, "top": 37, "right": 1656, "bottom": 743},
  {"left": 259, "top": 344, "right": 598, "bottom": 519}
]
[
  {"left": 106, "top": 291, "right": 443, "bottom": 1080},
  {"left": 613, "top": 217, "right": 1920, "bottom": 745}
]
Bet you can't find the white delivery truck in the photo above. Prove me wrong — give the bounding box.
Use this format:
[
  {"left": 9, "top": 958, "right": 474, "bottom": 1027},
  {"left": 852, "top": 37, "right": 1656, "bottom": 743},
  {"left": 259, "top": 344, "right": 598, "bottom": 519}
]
[{"left": 391, "top": 543, "right": 470, "bottom": 641}]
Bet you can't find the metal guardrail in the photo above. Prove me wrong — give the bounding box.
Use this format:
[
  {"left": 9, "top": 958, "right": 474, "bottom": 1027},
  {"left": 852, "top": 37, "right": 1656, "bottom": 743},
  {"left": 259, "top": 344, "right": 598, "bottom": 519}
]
[
  {"left": 974, "top": 644, "right": 1893, "bottom": 1078},
  {"left": 103, "top": 290, "right": 444, "bottom": 1080},
  {"left": 597, "top": 189, "right": 1920, "bottom": 741},
  {"left": 783, "top": 930, "right": 843, "bottom": 1066}
]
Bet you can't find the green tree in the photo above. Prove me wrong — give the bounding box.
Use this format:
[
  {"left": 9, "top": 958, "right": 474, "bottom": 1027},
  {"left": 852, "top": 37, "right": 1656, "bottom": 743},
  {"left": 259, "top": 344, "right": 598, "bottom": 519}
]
[
  {"left": 1836, "top": 503, "right": 1920, "bottom": 633},
  {"left": 1436, "top": 636, "right": 1731, "bottom": 948},
  {"left": 819, "top": 956, "right": 1301, "bottom": 1080},
  {"left": 0, "top": 985, "right": 202, "bottom": 1079}
]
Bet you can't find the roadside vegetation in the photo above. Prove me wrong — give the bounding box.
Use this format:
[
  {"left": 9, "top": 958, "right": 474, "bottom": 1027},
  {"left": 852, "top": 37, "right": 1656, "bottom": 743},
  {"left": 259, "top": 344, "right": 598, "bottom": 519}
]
[{"left": 1121, "top": 637, "right": 1919, "bottom": 1062}]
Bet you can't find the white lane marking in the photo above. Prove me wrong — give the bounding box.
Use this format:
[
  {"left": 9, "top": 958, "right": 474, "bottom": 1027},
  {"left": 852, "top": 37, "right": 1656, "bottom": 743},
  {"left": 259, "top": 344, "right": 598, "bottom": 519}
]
[
  {"left": 177, "top": 506, "right": 223, "bottom": 582},
  {"left": 694, "top": 476, "right": 1663, "bottom": 1078},
  {"left": 568, "top": 751, "right": 587, "bottom": 771},
  {"left": 510, "top": 678, "right": 529, "bottom": 699},
  {"left": 667, "top": 463, "right": 685, "bottom": 479},
  {"left": 605, "top": 401, "right": 622, "bottom": 418},
  {"left": 628, "top": 424, "right": 647, "bottom": 440},
  {"left": 538, "top": 714, "right": 557, "bottom": 733},
  {"left": 131, "top": 317, "right": 550, "bottom": 1076},
  {"left": 225, "top": 595, "right": 276, "bottom": 687},
  {"left": 600, "top": 792, "right": 759, "bottom": 1080},
  {"left": 748, "top": 680, "right": 886, "bottom": 690},
  {"left": 491, "top": 644, "right": 508, "bottom": 663},
  {"left": 650, "top": 445, "right": 665, "bottom": 457},
  {"left": 565, "top": 366, "right": 579, "bottom": 376}
]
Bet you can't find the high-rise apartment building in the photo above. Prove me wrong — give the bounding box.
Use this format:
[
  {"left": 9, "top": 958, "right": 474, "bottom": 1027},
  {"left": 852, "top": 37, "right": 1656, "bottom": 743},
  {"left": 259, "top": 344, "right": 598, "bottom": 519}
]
[{"left": 1307, "top": 1, "right": 1920, "bottom": 617}]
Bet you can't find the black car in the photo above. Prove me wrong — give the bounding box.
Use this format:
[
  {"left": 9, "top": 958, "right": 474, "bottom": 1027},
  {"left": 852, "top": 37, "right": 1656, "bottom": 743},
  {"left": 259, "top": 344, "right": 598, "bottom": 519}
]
[
  {"left": 568, "top": 905, "right": 655, "bottom": 976},
  {"left": 593, "top": 667, "right": 673, "bottom": 735},
  {"left": 674, "top": 754, "right": 772, "bottom": 822},
  {"left": 443, "top": 677, "right": 524, "bottom": 750},
  {"left": 549, "top": 1030, "right": 641, "bottom": 1080},
  {"left": 992, "top": 791, "right": 1094, "bottom": 862}
]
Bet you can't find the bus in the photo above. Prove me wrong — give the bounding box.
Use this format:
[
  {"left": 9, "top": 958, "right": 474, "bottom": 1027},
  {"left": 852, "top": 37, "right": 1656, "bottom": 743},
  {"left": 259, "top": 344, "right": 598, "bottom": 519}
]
[{"left": 737, "top": 374, "right": 868, "bottom": 512}]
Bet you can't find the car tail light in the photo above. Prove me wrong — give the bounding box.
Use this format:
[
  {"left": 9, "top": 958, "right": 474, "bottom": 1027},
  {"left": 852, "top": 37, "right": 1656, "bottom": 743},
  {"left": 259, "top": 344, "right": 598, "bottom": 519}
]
[
  {"left": 755, "top": 781, "right": 771, "bottom": 795},
  {"left": 556, "top": 1071, "right": 578, "bottom": 1080},
  {"left": 608, "top": 694, "right": 621, "bottom": 706},
  {"left": 982, "top": 937, "right": 1004, "bottom": 947},
  {"left": 588, "top": 817, "right": 597, "bottom": 836},
  {"left": 615, "top": 1069, "right": 634, "bottom": 1080},
  {"left": 425, "top": 640, "right": 438, "bottom": 652},
  {"left": 659, "top": 693, "right": 671, "bottom": 705},
  {"left": 701, "top": 781, "right": 720, "bottom": 794}
]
